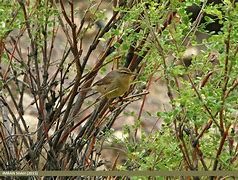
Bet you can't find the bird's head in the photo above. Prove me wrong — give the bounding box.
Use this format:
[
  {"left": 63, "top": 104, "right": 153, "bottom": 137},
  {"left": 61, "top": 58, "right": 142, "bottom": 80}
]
[{"left": 116, "top": 67, "right": 136, "bottom": 78}]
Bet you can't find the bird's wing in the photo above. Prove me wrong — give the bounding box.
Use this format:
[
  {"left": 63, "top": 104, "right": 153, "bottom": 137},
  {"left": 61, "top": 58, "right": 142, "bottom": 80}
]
[{"left": 93, "top": 72, "right": 114, "bottom": 86}]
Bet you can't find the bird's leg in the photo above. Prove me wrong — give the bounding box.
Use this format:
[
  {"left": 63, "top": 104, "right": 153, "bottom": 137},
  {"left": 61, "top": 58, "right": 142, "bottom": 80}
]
[
  {"left": 118, "top": 96, "right": 123, "bottom": 102},
  {"left": 108, "top": 104, "right": 116, "bottom": 111},
  {"left": 108, "top": 95, "right": 124, "bottom": 112}
]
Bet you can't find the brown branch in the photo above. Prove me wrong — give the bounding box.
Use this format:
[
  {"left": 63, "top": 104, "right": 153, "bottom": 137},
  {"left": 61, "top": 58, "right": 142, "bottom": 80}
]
[
  {"left": 211, "top": 124, "right": 231, "bottom": 177},
  {"left": 187, "top": 74, "right": 221, "bottom": 132}
]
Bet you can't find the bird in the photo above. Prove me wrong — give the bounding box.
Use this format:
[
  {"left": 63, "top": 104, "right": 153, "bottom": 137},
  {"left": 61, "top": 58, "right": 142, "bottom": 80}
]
[{"left": 92, "top": 67, "right": 135, "bottom": 99}]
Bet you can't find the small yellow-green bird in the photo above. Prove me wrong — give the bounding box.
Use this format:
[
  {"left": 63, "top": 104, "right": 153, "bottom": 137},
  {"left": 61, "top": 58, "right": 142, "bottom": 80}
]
[{"left": 93, "top": 67, "right": 135, "bottom": 99}]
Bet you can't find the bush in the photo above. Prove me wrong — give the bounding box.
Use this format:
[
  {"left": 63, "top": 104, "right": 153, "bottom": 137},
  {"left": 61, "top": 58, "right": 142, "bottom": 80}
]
[{"left": 0, "top": 0, "right": 238, "bottom": 179}]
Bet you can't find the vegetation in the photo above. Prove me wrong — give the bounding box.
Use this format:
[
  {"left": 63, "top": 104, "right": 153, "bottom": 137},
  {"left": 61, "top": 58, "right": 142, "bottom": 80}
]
[{"left": 0, "top": 0, "right": 238, "bottom": 179}]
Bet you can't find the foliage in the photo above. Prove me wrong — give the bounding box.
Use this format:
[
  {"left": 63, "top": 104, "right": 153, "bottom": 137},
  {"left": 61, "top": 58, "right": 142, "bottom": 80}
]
[
  {"left": 115, "top": 0, "right": 238, "bottom": 176},
  {"left": 0, "top": 0, "right": 238, "bottom": 179}
]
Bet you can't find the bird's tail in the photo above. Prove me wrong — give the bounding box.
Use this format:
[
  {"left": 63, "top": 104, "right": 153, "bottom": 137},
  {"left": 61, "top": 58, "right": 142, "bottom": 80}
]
[{"left": 79, "top": 87, "right": 93, "bottom": 92}]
